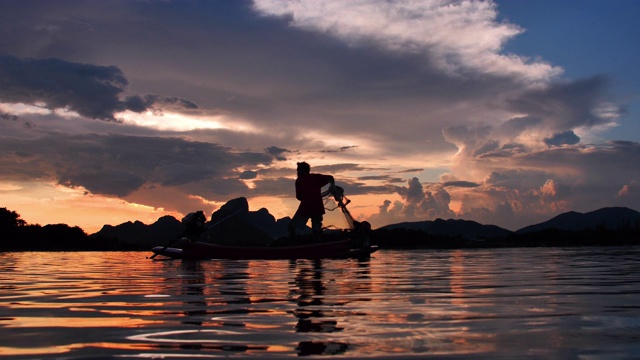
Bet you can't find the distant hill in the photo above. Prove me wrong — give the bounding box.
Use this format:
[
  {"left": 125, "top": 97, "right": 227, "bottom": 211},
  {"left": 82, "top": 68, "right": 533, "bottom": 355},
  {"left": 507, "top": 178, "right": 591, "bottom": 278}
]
[
  {"left": 516, "top": 207, "right": 640, "bottom": 234},
  {"left": 5, "top": 202, "right": 639, "bottom": 251},
  {"left": 90, "top": 215, "right": 183, "bottom": 247},
  {"left": 379, "top": 218, "right": 512, "bottom": 239},
  {"left": 85, "top": 204, "right": 640, "bottom": 249}
]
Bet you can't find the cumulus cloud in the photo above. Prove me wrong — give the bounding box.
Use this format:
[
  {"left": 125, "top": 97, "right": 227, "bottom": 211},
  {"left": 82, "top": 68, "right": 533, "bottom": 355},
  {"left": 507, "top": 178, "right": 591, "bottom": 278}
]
[
  {"left": 616, "top": 181, "right": 640, "bottom": 209},
  {"left": 439, "top": 140, "right": 640, "bottom": 229},
  {"left": 368, "top": 177, "right": 455, "bottom": 226}
]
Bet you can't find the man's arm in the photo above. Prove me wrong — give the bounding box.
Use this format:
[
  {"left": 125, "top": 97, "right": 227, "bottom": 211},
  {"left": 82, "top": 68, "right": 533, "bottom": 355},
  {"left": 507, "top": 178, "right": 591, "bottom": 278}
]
[{"left": 327, "top": 175, "right": 335, "bottom": 187}]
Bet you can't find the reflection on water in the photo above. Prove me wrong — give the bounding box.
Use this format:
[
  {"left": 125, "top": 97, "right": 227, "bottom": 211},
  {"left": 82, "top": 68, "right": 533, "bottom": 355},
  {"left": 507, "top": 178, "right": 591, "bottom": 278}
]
[
  {"left": 291, "top": 259, "right": 348, "bottom": 356},
  {"left": 1, "top": 247, "right": 640, "bottom": 358}
]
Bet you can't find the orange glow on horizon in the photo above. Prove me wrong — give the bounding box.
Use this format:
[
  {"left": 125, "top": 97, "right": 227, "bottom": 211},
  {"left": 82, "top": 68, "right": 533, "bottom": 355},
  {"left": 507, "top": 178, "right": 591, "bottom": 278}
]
[
  {"left": 4, "top": 177, "right": 468, "bottom": 234},
  {"left": 1, "top": 181, "right": 182, "bottom": 233}
]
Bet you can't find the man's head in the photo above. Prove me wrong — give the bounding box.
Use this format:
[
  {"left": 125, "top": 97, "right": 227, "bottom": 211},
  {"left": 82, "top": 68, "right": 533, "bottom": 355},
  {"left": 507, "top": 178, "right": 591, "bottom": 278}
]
[{"left": 297, "top": 162, "right": 311, "bottom": 175}]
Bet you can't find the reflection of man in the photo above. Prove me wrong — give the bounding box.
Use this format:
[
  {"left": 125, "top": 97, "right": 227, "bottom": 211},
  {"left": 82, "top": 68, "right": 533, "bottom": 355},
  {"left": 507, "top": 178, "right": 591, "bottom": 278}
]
[{"left": 289, "top": 162, "right": 335, "bottom": 238}]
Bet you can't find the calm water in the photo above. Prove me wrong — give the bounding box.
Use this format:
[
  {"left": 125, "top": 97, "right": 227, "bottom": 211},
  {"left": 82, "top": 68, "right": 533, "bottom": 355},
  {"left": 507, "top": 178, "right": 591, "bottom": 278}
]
[{"left": 1, "top": 247, "right": 640, "bottom": 359}]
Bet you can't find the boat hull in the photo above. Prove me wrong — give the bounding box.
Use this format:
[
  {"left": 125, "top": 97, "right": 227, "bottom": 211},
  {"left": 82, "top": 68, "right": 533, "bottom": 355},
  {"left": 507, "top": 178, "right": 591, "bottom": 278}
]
[{"left": 151, "top": 239, "right": 377, "bottom": 260}]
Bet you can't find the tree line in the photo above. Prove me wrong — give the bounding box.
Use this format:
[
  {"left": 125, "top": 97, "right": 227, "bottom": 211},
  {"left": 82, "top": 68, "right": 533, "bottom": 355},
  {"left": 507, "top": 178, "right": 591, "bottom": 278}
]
[
  {"left": 370, "top": 225, "right": 640, "bottom": 249},
  {"left": 0, "top": 207, "right": 121, "bottom": 251}
]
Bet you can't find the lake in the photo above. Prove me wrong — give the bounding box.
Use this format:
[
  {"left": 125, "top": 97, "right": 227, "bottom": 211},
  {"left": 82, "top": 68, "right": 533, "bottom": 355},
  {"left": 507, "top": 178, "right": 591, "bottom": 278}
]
[{"left": 1, "top": 247, "right": 640, "bottom": 359}]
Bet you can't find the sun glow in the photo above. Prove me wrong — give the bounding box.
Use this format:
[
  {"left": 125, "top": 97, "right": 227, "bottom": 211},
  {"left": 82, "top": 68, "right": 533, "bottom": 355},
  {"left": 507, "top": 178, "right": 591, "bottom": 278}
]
[
  {"left": 119, "top": 110, "right": 225, "bottom": 131},
  {"left": 0, "top": 182, "right": 23, "bottom": 191},
  {"left": 2, "top": 181, "right": 181, "bottom": 233},
  {"left": 0, "top": 102, "right": 55, "bottom": 116},
  {"left": 117, "top": 110, "right": 261, "bottom": 133}
]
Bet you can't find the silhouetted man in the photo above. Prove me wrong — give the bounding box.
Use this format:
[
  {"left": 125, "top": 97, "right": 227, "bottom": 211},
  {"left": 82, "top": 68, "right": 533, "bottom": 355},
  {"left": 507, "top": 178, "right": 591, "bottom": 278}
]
[{"left": 289, "top": 162, "right": 335, "bottom": 239}]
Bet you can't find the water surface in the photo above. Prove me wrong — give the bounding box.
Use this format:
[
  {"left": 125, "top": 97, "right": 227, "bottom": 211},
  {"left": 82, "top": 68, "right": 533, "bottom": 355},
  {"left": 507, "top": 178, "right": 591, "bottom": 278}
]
[{"left": 1, "top": 247, "right": 640, "bottom": 358}]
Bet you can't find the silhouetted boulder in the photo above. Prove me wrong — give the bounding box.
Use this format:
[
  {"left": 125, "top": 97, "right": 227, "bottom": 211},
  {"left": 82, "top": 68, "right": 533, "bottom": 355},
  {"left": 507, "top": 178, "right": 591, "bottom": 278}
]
[
  {"left": 201, "top": 197, "right": 280, "bottom": 245},
  {"left": 91, "top": 215, "right": 183, "bottom": 247}
]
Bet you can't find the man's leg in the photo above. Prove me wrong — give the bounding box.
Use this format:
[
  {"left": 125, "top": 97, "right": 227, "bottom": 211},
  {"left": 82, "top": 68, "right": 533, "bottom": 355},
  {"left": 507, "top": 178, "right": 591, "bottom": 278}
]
[
  {"left": 310, "top": 215, "right": 323, "bottom": 240},
  {"left": 289, "top": 214, "right": 309, "bottom": 238}
]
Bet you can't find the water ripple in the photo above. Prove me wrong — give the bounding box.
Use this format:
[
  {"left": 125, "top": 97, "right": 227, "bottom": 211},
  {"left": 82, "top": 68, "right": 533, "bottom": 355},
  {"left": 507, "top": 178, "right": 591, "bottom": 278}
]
[{"left": 1, "top": 247, "right": 640, "bottom": 358}]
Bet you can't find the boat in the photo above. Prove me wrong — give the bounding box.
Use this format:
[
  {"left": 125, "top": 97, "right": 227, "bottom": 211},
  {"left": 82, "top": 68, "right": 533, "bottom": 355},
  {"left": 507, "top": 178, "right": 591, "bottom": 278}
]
[
  {"left": 151, "top": 185, "right": 378, "bottom": 260},
  {"left": 151, "top": 238, "right": 378, "bottom": 260}
]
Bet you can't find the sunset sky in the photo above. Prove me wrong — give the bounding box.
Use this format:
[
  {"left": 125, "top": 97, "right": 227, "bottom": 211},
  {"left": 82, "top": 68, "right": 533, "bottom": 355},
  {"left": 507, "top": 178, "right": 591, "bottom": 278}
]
[{"left": 1, "top": 0, "right": 639, "bottom": 233}]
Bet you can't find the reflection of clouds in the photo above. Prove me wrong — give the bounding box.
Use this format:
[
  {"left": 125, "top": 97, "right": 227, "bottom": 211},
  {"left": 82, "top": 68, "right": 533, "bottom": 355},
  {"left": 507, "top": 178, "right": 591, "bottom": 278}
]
[
  {"left": 449, "top": 250, "right": 466, "bottom": 308},
  {"left": 8, "top": 249, "right": 639, "bottom": 357}
]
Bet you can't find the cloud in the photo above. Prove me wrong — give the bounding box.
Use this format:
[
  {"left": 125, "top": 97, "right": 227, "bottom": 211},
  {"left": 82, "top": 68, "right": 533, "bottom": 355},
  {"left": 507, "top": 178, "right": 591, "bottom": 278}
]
[
  {"left": 0, "top": 56, "right": 125, "bottom": 120},
  {"left": 319, "top": 145, "right": 359, "bottom": 153},
  {"left": 616, "top": 181, "right": 640, "bottom": 209},
  {"left": 0, "top": 112, "right": 19, "bottom": 121},
  {"left": 0, "top": 1, "right": 568, "bottom": 162},
  {"left": 441, "top": 77, "right": 620, "bottom": 174},
  {"left": 123, "top": 94, "right": 198, "bottom": 114},
  {"left": 239, "top": 170, "right": 258, "bottom": 180},
  {"left": 440, "top": 140, "right": 640, "bottom": 229},
  {"left": 264, "top": 146, "right": 292, "bottom": 161},
  {"left": 253, "top": 0, "right": 562, "bottom": 82},
  {"left": 0, "top": 132, "right": 274, "bottom": 204},
  {"left": 0, "top": 55, "right": 196, "bottom": 121},
  {"left": 443, "top": 181, "right": 480, "bottom": 188},
  {"left": 368, "top": 177, "right": 455, "bottom": 226},
  {"left": 358, "top": 175, "right": 406, "bottom": 184},
  {"left": 362, "top": 138, "right": 640, "bottom": 231},
  {"left": 544, "top": 131, "right": 580, "bottom": 147},
  {"left": 506, "top": 76, "right": 613, "bottom": 130}
]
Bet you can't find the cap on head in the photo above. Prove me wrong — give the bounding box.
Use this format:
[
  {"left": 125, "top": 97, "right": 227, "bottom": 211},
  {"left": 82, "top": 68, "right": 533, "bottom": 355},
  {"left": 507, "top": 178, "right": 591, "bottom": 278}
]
[{"left": 297, "top": 162, "right": 311, "bottom": 174}]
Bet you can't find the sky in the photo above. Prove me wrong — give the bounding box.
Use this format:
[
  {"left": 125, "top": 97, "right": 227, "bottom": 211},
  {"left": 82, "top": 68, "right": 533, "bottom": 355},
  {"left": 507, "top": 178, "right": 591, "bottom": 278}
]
[{"left": 0, "top": 0, "right": 639, "bottom": 233}]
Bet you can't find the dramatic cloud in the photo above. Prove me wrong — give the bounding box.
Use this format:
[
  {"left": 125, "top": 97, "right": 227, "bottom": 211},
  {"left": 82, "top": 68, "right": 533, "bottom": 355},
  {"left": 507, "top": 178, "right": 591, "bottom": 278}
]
[
  {"left": 0, "top": 131, "right": 275, "bottom": 213},
  {"left": 0, "top": 0, "right": 636, "bottom": 232},
  {"left": 0, "top": 56, "right": 198, "bottom": 121},
  {"left": 253, "top": 0, "right": 562, "bottom": 82},
  {"left": 368, "top": 177, "right": 456, "bottom": 225},
  {"left": 506, "top": 76, "right": 613, "bottom": 130}
]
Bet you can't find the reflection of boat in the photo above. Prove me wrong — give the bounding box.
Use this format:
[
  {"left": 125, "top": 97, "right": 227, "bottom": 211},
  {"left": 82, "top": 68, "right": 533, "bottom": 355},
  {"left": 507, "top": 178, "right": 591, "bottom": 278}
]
[{"left": 151, "top": 238, "right": 378, "bottom": 260}]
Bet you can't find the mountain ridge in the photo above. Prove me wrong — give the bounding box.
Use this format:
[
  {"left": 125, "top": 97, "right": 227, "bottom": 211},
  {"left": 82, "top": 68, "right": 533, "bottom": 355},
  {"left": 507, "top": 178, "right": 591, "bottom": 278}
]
[
  {"left": 4, "top": 202, "right": 639, "bottom": 251},
  {"left": 89, "top": 201, "right": 640, "bottom": 246},
  {"left": 516, "top": 207, "right": 640, "bottom": 234},
  {"left": 378, "top": 218, "right": 512, "bottom": 239}
]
